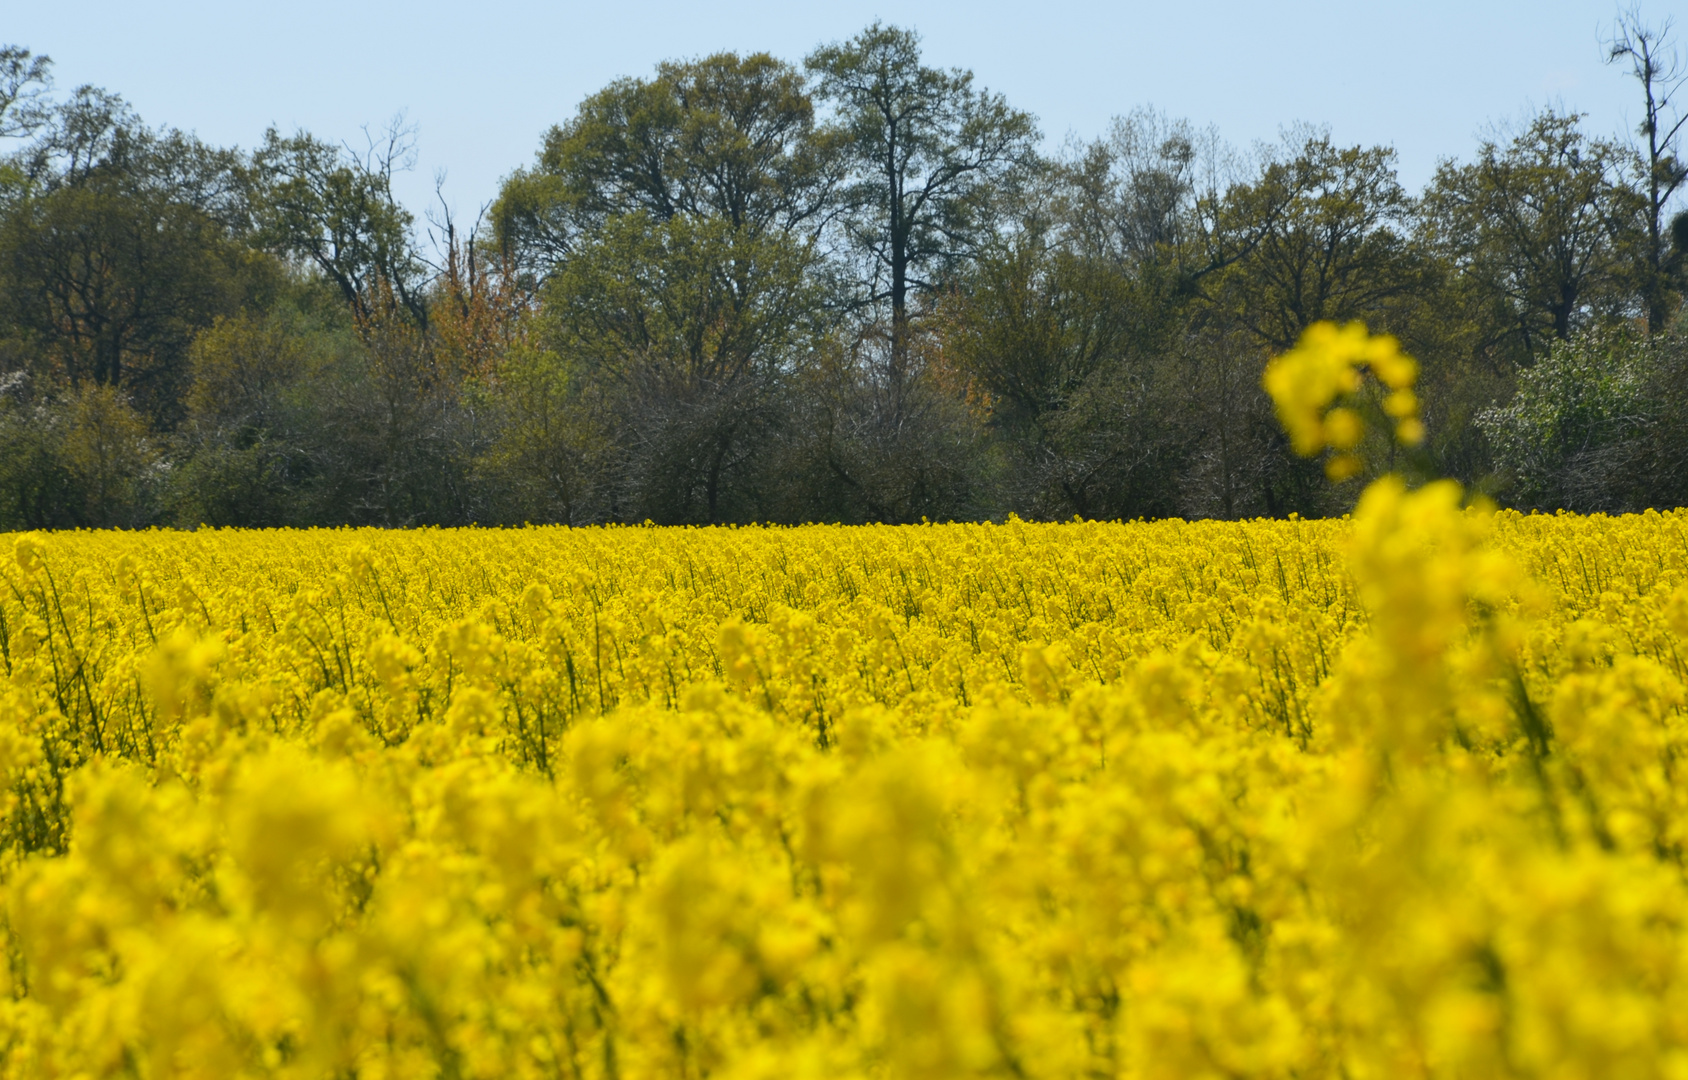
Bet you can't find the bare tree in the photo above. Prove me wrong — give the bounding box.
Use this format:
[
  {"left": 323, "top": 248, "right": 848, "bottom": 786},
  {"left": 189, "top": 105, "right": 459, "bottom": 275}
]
[{"left": 1607, "top": 7, "right": 1688, "bottom": 332}]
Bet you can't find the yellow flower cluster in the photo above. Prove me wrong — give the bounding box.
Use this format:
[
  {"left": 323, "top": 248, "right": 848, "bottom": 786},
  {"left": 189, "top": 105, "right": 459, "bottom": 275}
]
[
  {"left": 0, "top": 501, "right": 1684, "bottom": 1079},
  {"left": 1262, "top": 320, "right": 1424, "bottom": 480}
]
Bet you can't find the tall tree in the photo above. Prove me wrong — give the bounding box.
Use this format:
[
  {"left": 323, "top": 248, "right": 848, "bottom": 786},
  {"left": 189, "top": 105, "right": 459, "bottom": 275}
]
[
  {"left": 1422, "top": 110, "right": 1641, "bottom": 359},
  {"left": 493, "top": 52, "right": 837, "bottom": 283},
  {"left": 806, "top": 23, "right": 1038, "bottom": 382},
  {"left": 941, "top": 224, "right": 1191, "bottom": 519},
  {"left": 1060, "top": 109, "right": 1210, "bottom": 275},
  {"left": 1214, "top": 135, "right": 1425, "bottom": 352},
  {"left": 495, "top": 52, "right": 843, "bottom": 522},
  {"left": 542, "top": 212, "right": 822, "bottom": 523},
  {"left": 1607, "top": 8, "right": 1688, "bottom": 332},
  {"left": 250, "top": 122, "right": 428, "bottom": 330},
  {"left": 0, "top": 90, "right": 264, "bottom": 424},
  {"left": 1055, "top": 109, "right": 1303, "bottom": 320}
]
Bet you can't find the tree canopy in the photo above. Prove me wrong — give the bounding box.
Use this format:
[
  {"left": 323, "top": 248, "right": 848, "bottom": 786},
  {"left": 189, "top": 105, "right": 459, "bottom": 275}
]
[{"left": 1, "top": 17, "right": 1686, "bottom": 528}]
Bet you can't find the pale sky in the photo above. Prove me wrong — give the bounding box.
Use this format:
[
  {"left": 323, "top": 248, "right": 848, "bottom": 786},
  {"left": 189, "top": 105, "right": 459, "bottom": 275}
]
[{"left": 5, "top": 0, "right": 1669, "bottom": 224}]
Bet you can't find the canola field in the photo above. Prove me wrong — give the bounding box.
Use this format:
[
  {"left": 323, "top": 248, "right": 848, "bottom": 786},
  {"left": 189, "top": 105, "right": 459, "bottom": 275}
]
[
  {"left": 4, "top": 323, "right": 1688, "bottom": 1080},
  {"left": 0, "top": 497, "right": 1685, "bottom": 1080}
]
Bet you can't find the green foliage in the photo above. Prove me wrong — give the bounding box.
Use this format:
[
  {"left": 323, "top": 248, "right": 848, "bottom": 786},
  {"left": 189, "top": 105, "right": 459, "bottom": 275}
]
[
  {"left": 1422, "top": 111, "right": 1643, "bottom": 360},
  {"left": 1, "top": 27, "right": 1686, "bottom": 526},
  {"left": 1210, "top": 136, "right": 1427, "bottom": 351},
  {"left": 493, "top": 51, "right": 835, "bottom": 285},
  {"left": 165, "top": 310, "right": 320, "bottom": 527},
  {"left": 807, "top": 23, "right": 1039, "bottom": 358},
  {"left": 0, "top": 89, "right": 269, "bottom": 426},
  {"left": 543, "top": 211, "right": 824, "bottom": 523},
  {"left": 940, "top": 223, "right": 1190, "bottom": 519},
  {"left": 469, "top": 345, "right": 600, "bottom": 525},
  {"left": 250, "top": 125, "right": 427, "bottom": 328},
  {"left": 0, "top": 44, "right": 51, "bottom": 140},
  {"left": 0, "top": 379, "right": 156, "bottom": 528},
  {"left": 1477, "top": 326, "right": 1652, "bottom": 510}
]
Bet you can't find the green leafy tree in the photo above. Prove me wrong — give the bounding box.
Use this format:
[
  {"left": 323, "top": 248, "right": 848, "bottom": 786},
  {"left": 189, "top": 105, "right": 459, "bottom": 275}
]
[
  {"left": 1477, "top": 325, "right": 1651, "bottom": 510},
  {"left": 941, "top": 217, "right": 1190, "bottom": 518},
  {"left": 1212, "top": 135, "right": 1426, "bottom": 352},
  {"left": 251, "top": 121, "right": 428, "bottom": 329},
  {"left": 1063, "top": 109, "right": 1301, "bottom": 297},
  {"left": 494, "top": 52, "right": 836, "bottom": 283},
  {"left": 0, "top": 89, "right": 267, "bottom": 425},
  {"left": 496, "top": 52, "right": 840, "bottom": 523},
  {"left": 807, "top": 23, "right": 1038, "bottom": 380},
  {"left": 1423, "top": 111, "right": 1643, "bottom": 359},
  {"left": 1189, "top": 136, "right": 1433, "bottom": 513},
  {"left": 470, "top": 344, "right": 602, "bottom": 525},
  {"left": 0, "top": 377, "right": 156, "bottom": 528},
  {"left": 168, "top": 310, "right": 319, "bottom": 526},
  {"left": 543, "top": 212, "right": 823, "bottom": 522}
]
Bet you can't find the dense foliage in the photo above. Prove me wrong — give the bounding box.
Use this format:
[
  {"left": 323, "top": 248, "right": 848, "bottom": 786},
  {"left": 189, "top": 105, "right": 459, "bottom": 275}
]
[{"left": 0, "top": 16, "right": 1685, "bottom": 526}]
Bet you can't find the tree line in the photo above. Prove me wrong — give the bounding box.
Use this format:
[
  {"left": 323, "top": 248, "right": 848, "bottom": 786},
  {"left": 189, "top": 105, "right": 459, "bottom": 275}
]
[{"left": 1, "top": 17, "right": 1686, "bottom": 529}]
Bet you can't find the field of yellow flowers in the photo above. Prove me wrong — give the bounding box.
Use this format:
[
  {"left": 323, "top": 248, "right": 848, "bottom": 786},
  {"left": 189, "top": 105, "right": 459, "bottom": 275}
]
[{"left": 2, "top": 325, "right": 1687, "bottom": 1079}]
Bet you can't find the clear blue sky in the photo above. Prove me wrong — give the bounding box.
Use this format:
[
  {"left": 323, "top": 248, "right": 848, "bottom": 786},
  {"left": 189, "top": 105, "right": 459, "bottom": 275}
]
[{"left": 5, "top": 0, "right": 1665, "bottom": 222}]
